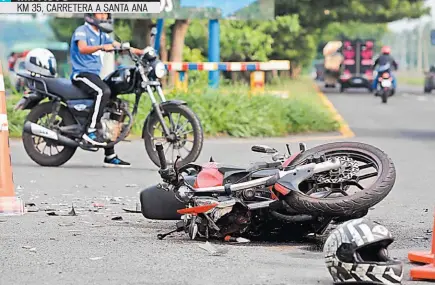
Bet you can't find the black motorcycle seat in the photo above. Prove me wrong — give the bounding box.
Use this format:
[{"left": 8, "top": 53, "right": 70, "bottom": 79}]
[{"left": 43, "top": 78, "right": 94, "bottom": 100}]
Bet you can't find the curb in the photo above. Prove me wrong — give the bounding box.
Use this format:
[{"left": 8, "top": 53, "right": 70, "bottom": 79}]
[{"left": 313, "top": 83, "right": 355, "bottom": 138}]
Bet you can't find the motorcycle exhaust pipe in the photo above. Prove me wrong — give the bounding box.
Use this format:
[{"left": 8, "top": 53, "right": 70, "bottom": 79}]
[{"left": 23, "top": 121, "right": 79, "bottom": 148}]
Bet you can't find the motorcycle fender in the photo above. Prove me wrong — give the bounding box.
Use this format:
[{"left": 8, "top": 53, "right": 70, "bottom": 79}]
[
  {"left": 14, "top": 93, "right": 43, "bottom": 110},
  {"left": 142, "top": 100, "right": 188, "bottom": 138},
  {"left": 139, "top": 175, "right": 195, "bottom": 220}
]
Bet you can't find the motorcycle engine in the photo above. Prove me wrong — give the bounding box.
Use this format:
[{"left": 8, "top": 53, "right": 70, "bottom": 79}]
[{"left": 100, "top": 113, "right": 123, "bottom": 142}]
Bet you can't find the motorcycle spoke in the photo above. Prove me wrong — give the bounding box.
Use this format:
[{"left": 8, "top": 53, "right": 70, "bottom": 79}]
[
  {"left": 344, "top": 180, "right": 365, "bottom": 190},
  {"left": 182, "top": 145, "right": 192, "bottom": 153},
  {"left": 359, "top": 163, "right": 374, "bottom": 170},
  {"left": 176, "top": 120, "right": 190, "bottom": 133},
  {"left": 177, "top": 129, "right": 194, "bottom": 137},
  {"left": 175, "top": 113, "right": 181, "bottom": 130},
  {"left": 357, "top": 172, "right": 378, "bottom": 181}
]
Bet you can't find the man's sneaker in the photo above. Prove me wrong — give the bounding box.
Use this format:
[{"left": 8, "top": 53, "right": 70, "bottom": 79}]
[
  {"left": 82, "top": 131, "right": 107, "bottom": 146},
  {"left": 104, "top": 156, "right": 131, "bottom": 168}
]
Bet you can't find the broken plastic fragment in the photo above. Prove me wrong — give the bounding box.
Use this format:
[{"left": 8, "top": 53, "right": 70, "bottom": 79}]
[{"left": 198, "top": 241, "right": 228, "bottom": 256}]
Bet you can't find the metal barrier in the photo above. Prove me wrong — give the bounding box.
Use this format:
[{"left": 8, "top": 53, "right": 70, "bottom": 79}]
[{"left": 163, "top": 60, "right": 291, "bottom": 93}]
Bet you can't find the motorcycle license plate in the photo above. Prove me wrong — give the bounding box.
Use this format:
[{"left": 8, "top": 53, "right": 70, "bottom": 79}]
[
  {"left": 381, "top": 80, "right": 391, "bottom": 87},
  {"left": 352, "top": 78, "right": 362, "bottom": 84}
]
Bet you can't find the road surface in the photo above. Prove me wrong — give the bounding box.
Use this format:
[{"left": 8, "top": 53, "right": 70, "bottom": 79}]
[{"left": 1, "top": 82, "right": 435, "bottom": 285}]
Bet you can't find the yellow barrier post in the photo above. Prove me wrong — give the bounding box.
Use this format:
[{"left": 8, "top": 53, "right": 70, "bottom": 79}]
[{"left": 250, "top": 71, "right": 265, "bottom": 96}]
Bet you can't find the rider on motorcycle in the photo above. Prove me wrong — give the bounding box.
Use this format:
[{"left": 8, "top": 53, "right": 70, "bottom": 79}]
[
  {"left": 70, "top": 13, "right": 144, "bottom": 167},
  {"left": 371, "top": 46, "right": 398, "bottom": 92}
]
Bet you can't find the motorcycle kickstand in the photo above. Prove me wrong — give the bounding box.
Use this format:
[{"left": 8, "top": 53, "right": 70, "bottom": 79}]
[{"left": 157, "top": 221, "right": 185, "bottom": 240}]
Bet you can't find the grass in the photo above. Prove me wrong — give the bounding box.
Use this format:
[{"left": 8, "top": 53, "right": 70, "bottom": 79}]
[
  {"left": 396, "top": 71, "right": 425, "bottom": 86},
  {"left": 5, "top": 75, "right": 340, "bottom": 139}
]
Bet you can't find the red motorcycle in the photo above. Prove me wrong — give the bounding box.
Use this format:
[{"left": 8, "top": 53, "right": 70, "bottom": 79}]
[{"left": 140, "top": 141, "right": 396, "bottom": 242}]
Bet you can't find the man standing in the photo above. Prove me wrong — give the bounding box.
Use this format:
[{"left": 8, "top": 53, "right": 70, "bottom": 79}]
[{"left": 70, "top": 13, "right": 144, "bottom": 168}]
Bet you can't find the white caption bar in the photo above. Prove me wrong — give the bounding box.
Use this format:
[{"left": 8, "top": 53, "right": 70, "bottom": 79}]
[{"left": 0, "top": 2, "right": 160, "bottom": 13}]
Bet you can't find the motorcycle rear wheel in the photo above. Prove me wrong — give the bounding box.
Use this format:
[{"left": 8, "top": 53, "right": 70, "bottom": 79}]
[
  {"left": 22, "top": 102, "right": 77, "bottom": 167},
  {"left": 382, "top": 91, "right": 388, "bottom": 103},
  {"left": 283, "top": 142, "right": 396, "bottom": 217}
]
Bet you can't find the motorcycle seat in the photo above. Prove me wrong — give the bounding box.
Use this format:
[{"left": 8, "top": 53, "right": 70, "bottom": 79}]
[{"left": 42, "top": 78, "right": 94, "bottom": 100}]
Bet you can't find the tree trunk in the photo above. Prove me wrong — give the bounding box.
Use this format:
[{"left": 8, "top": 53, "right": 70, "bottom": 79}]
[
  {"left": 133, "top": 19, "right": 152, "bottom": 48},
  {"left": 290, "top": 64, "right": 302, "bottom": 79},
  {"left": 169, "top": 19, "right": 190, "bottom": 86}
]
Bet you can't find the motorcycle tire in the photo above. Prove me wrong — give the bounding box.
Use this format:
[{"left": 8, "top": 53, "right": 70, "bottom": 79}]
[
  {"left": 382, "top": 92, "right": 388, "bottom": 103},
  {"left": 144, "top": 104, "right": 204, "bottom": 168},
  {"left": 22, "top": 102, "right": 77, "bottom": 167},
  {"left": 283, "top": 142, "right": 396, "bottom": 217}
]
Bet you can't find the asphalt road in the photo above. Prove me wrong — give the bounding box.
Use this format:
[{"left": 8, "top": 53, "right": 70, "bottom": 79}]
[{"left": 2, "top": 82, "right": 435, "bottom": 285}]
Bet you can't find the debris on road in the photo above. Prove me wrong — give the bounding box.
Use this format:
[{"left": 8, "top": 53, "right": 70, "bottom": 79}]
[
  {"left": 68, "top": 205, "right": 77, "bottom": 216},
  {"left": 25, "top": 202, "right": 39, "bottom": 213},
  {"left": 412, "top": 236, "right": 429, "bottom": 240},
  {"left": 92, "top": 203, "right": 105, "bottom": 208},
  {"left": 123, "top": 203, "right": 141, "bottom": 213},
  {"left": 47, "top": 212, "right": 58, "bottom": 216},
  {"left": 89, "top": 257, "right": 104, "bottom": 261},
  {"left": 224, "top": 236, "right": 250, "bottom": 243},
  {"left": 199, "top": 242, "right": 228, "bottom": 256},
  {"left": 111, "top": 216, "right": 123, "bottom": 221},
  {"left": 22, "top": 246, "right": 37, "bottom": 252}
]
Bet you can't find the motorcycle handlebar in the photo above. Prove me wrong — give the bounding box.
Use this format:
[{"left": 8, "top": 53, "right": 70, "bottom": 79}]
[{"left": 155, "top": 143, "right": 167, "bottom": 170}]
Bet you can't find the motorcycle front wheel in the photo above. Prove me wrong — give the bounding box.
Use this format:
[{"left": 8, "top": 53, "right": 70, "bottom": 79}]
[
  {"left": 143, "top": 104, "right": 204, "bottom": 168},
  {"left": 282, "top": 142, "right": 396, "bottom": 217}
]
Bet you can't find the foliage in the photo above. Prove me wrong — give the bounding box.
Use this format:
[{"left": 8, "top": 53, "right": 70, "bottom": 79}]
[
  {"left": 219, "top": 20, "right": 273, "bottom": 62},
  {"left": 43, "top": 0, "right": 429, "bottom": 73},
  {"left": 6, "top": 77, "right": 339, "bottom": 138}
]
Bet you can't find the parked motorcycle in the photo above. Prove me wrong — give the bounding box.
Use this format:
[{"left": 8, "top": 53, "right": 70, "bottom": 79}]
[
  {"left": 374, "top": 63, "right": 395, "bottom": 104},
  {"left": 14, "top": 43, "right": 204, "bottom": 168},
  {"left": 140, "top": 141, "right": 396, "bottom": 242}
]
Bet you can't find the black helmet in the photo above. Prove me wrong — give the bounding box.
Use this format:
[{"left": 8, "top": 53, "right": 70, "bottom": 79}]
[
  {"left": 84, "top": 13, "right": 113, "bottom": 34},
  {"left": 323, "top": 218, "right": 403, "bottom": 284}
]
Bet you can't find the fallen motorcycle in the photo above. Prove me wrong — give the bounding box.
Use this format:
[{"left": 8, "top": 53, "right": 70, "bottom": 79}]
[
  {"left": 15, "top": 43, "right": 203, "bottom": 168},
  {"left": 140, "top": 141, "right": 396, "bottom": 242}
]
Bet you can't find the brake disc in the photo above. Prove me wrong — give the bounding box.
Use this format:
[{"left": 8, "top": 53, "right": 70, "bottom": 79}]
[{"left": 316, "top": 156, "right": 359, "bottom": 184}]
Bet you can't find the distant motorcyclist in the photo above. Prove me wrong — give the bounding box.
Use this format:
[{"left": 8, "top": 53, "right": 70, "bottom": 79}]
[{"left": 371, "top": 46, "right": 398, "bottom": 91}]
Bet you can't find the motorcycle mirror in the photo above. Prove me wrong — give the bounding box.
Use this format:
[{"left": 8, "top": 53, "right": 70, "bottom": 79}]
[{"left": 251, "top": 145, "right": 278, "bottom": 154}]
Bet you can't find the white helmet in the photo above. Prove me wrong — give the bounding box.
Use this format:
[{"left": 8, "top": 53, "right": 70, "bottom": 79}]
[
  {"left": 25, "top": 48, "right": 57, "bottom": 77},
  {"left": 323, "top": 218, "right": 403, "bottom": 284}
]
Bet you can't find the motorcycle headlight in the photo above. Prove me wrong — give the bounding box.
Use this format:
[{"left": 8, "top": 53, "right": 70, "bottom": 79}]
[{"left": 154, "top": 61, "right": 166, "bottom": 79}]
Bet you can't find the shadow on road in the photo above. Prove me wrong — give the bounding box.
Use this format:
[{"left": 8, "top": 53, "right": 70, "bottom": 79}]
[{"left": 10, "top": 162, "right": 159, "bottom": 172}]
